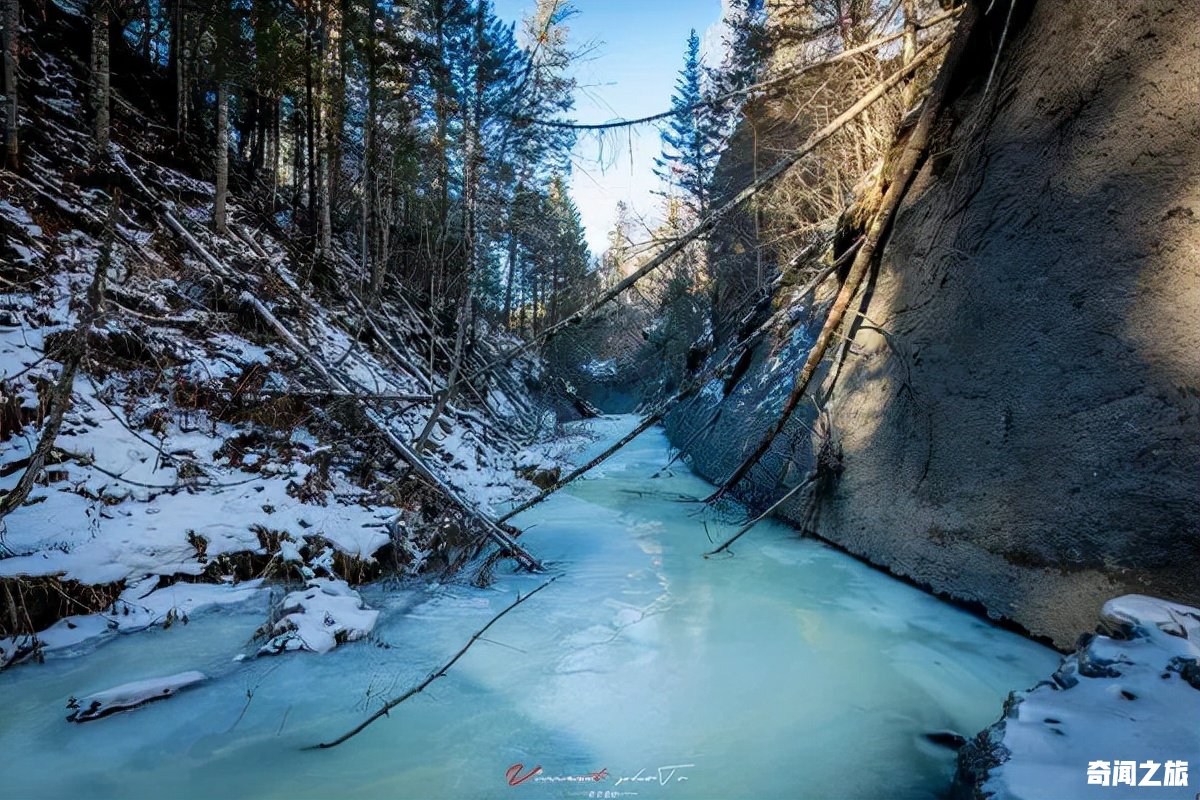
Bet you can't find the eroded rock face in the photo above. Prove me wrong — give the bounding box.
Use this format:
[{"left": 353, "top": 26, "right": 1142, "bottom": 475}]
[
  {"left": 667, "top": 0, "right": 1200, "bottom": 647},
  {"left": 954, "top": 595, "right": 1200, "bottom": 799}
]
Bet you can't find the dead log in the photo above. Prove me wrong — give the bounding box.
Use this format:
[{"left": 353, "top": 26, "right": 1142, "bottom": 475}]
[
  {"left": 112, "top": 152, "right": 542, "bottom": 571},
  {"left": 493, "top": 292, "right": 801, "bottom": 524},
  {"left": 497, "top": 413, "right": 664, "bottom": 524},
  {"left": 236, "top": 290, "right": 542, "bottom": 572}
]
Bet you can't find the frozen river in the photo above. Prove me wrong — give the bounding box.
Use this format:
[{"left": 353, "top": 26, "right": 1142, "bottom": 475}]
[{"left": 0, "top": 416, "right": 1058, "bottom": 799}]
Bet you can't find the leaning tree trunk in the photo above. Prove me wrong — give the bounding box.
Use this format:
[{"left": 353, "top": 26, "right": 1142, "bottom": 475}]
[
  {"left": 1, "top": 0, "right": 17, "bottom": 169},
  {"left": 91, "top": 0, "right": 110, "bottom": 156},
  {"left": 901, "top": 0, "right": 920, "bottom": 109}
]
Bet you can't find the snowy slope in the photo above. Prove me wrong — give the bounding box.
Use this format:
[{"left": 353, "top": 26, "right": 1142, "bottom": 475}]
[{"left": 0, "top": 22, "right": 589, "bottom": 669}]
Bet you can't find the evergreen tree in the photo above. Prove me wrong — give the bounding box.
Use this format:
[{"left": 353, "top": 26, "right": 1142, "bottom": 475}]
[
  {"left": 654, "top": 29, "right": 722, "bottom": 218},
  {"left": 707, "top": 0, "right": 767, "bottom": 135}
]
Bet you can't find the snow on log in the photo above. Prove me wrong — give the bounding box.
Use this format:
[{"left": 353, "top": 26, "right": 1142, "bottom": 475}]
[
  {"left": 66, "top": 671, "right": 207, "bottom": 723},
  {"left": 257, "top": 579, "right": 379, "bottom": 656}
]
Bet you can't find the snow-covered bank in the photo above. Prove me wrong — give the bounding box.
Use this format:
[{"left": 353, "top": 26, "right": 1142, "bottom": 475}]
[
  {"left": 0, "top": 23, "right": 595, "bottom": 666},
  {"left": 956, "top": 595, "right": 1200, "bottom": 799}
]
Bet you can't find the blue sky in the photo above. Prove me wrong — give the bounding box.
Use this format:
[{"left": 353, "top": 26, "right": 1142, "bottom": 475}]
[{"left": 493, "top": 0, "right": 724, "bottom": 254}]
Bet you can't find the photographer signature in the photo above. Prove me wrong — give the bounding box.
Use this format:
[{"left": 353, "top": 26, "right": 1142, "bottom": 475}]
[
  {"left": 613, "top": 764, "right": 694, "bottom": 787},
  {"left": 505, "top": 762, "right": 694, "bottom": 789}
]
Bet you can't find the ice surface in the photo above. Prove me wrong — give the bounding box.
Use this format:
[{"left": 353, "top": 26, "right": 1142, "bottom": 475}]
[{"left": 0, "top": 417, "right": 1059, "bottom": 799}]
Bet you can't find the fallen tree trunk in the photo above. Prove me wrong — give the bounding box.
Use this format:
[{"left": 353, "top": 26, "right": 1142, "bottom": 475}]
[
  {"left": 456, "top": 33, "right": 954, "bottom": 393},
  {"left": 493, "top": 279, "right": 809, "bottom": 523},
  {"left": 497, "top": 412, "right": 664, "bottom": 524},
  {"left": 237, "top": 290, "right": 542, "bottom": 572},
  {"left": 704, "top": 8, "right": 977, "bottom": 503},
  {"left": 308, "top": 575, "right": 558, "bottom": 750}
]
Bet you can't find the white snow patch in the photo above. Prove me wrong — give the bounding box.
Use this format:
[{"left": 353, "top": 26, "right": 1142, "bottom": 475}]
[
  {"left": 979, "top": 594, "right": 1200, "bottom": 799},
  {"left": 258, "top": 578, "right": 379, "bottom": 656}
]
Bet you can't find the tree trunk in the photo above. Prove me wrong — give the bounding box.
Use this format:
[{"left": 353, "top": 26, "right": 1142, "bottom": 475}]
[
  {"left": 214, "top": 82, "right": 229, "bottom": 233},
  {"left": 2, "top": 0, "right": 18, "bottom": 169},
  {"left": 271, "top": 97, "right": 280, "bottom": 210},
  {"left": 315, "top": 0, "right": 340, "bottom": 268},
  {"left": 503, "top": 230, "right": 517, "bottom": 328},
  {"left": 171, "top": 0, "right": 187, "bottom": 138},
  {"left": 92, "top": 1, "right": 111, "bottom": 156},
  {"left": 303, "top": 10, "right": 317, "bottom": 233},
  {"left": 901, "top": 0, "right": 919, "bottom": 109},
  {"left": 363, "top": 0, "right": 379, "bottom": 290},
  {"left": 291, "top": 108, "right": 304, "bottom": 219}
]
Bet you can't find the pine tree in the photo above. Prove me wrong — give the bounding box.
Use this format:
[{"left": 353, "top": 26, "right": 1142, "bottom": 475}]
[
  {"left": 707, "top": 0, "right": 767, "bottom": 134},
  {"left": 654, "top": 30, "right": 721, "bottom": 218}
]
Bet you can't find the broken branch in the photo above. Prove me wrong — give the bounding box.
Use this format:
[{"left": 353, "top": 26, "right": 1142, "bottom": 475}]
[{"left": 307, "top": 575, "right": 559, "bottom": 750}]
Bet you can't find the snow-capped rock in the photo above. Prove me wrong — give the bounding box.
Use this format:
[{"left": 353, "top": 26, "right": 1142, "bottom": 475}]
[
  {"left": 257, "top": 579, "right": 379, "bottom": 656},
  {"left": 956, "top": 595, "right": 1200, "bottom": 799}
]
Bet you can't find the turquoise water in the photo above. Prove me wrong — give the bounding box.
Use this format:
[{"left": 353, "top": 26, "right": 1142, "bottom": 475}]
[{"left": 0, "top": 416, "right": 1057, "bottom": 799}]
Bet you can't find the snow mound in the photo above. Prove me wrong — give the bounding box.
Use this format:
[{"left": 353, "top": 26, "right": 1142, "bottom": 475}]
[
  {"left": 958, "top": 594, "right": 1200, "bottom": 799},
  {"left": 66, "top": 670, "right": 207, "bottom": 722},
  {"left": 257, "top": 579, "right": 379, "bottom": 656}
]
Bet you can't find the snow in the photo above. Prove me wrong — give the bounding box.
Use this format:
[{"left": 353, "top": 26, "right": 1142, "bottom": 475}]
[
  {"left": 67, "top": 670, "right": 207, "bottom": 722},
  {"left": 0, "top": 578, "right": 268, "bottom": 665},
  {"left": 976, "top": 595, "right": 1200, "bottom": 799},
  {"left": 257, "top": 578, "right": 379, "bottom": 655},
  {"left": 581, "top": 358, "right": 618, "bottom": 379},
  {"left": 0, "top": 66, "right": 578, "bottom": 676}
]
